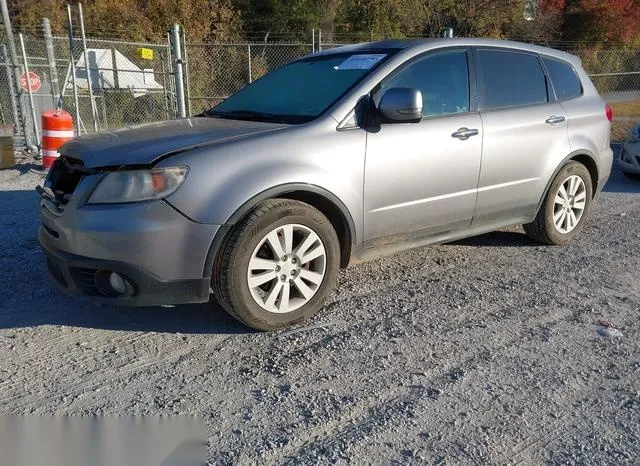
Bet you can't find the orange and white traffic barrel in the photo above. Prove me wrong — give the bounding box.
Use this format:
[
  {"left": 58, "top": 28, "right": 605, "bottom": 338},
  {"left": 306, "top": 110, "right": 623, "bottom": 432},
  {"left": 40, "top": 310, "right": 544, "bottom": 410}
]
[{"left": 41, "top": 110, "right": 74, "bottom": 169}]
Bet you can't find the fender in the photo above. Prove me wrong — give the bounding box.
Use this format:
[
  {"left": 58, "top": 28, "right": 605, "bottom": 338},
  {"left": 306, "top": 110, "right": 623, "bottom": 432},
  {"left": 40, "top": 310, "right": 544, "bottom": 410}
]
[
  {"left": 202, "top": 183, "right": 357, "bottom": 277},
  {"left": 534, "top": 149, "right": 599, "bottom": 214}
]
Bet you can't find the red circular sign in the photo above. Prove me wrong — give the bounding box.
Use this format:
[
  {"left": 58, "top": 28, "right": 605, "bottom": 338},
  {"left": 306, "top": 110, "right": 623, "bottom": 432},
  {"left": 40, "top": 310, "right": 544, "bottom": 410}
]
[{"left": 19, "top": 71, "right": 41, "bottom": 92}]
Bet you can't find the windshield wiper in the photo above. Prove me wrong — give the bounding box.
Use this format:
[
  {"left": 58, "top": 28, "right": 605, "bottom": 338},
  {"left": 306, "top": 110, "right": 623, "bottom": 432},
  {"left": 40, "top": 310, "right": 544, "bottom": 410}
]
[{"left": 205, "top": 109, "right": 288, "bottom": 123}]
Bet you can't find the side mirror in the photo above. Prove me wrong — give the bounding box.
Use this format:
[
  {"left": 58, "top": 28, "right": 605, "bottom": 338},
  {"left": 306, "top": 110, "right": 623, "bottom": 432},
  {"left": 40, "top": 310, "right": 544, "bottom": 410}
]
[{"left": 377, "top": 88, "right": 423, "bottom": 123}]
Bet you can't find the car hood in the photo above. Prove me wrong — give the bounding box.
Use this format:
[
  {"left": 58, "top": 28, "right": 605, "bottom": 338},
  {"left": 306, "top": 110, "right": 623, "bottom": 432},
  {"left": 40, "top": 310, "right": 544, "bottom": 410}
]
[{"left": 59, "top": 117, "right": 288, "bottom": 169}]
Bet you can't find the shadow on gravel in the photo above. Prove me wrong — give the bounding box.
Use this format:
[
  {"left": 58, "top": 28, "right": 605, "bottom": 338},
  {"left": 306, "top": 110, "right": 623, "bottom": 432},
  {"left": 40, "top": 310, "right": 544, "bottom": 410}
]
[
  {"left": 0, "top": 160, "right": 42, "bottom": 176},
  {"left": 0, "top": 299, "right": 252, "bottom": 335},
  {"left": 0, "top": 188, "right": 253, "bottom": 335},
  {"left": 451, "top": 230, "right": 539, "bottom": 247}
]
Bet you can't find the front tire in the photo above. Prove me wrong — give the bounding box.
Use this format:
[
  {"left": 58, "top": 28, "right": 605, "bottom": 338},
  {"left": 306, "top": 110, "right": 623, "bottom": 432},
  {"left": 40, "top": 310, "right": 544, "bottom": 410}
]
[
  {"left": 212, "top": 199, "right": 340, "bottom": 331},
  {"left": 524, "top": 161, "right": 593, "bottom": 245}
]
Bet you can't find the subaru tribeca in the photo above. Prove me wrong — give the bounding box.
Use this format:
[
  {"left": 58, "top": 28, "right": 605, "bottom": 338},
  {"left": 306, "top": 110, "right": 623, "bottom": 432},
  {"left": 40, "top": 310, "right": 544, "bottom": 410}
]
[{"left": 39, "top": 39, "right": 613, "bottom": 330}]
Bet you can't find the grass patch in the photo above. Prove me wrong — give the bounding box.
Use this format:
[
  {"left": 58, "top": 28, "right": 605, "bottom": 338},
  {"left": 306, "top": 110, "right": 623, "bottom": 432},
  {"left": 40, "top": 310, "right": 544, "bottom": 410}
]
[
  {"left": 610, "top": 99, "right": 640, "bottom": 118},
  {"left": 611, "top": 120, "right": 636, "bottom": 142},
  {"left": 608, "top": 99, "right": 639, "bottom": 141}
]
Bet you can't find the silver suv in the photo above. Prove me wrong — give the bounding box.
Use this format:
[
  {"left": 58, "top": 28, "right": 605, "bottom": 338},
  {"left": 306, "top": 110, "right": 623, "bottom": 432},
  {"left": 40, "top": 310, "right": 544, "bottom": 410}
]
[{"left": 39, "top": 39, "right": 613, "bottom": 330}]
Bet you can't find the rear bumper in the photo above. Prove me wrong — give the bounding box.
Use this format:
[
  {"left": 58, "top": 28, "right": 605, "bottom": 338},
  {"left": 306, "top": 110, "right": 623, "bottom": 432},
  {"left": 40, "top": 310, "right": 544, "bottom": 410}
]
[
  {"left": 40, "top": 230, "right": 211, "bottom": 306},
  {"left": 595, "top": 145, "right": 614, "bottom": 195}
]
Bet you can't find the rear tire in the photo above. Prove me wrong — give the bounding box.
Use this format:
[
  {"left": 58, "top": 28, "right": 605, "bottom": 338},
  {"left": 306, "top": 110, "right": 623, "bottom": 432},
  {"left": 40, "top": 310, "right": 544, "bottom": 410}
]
[
  {"left": 523, "top": 161, "right": 593, "bottom": 245},
  {"left": 212, "top": 199, "right": 340, "bottom": 331}
]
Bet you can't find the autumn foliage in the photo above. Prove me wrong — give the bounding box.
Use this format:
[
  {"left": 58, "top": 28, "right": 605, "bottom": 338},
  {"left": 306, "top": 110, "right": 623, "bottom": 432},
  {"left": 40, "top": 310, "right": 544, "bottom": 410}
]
[
  {"left": 7, "top": 0, "right": 640, "bottom": 44},
  {"left": 563, "top": 0, "right": 640, "bottom": 43}
]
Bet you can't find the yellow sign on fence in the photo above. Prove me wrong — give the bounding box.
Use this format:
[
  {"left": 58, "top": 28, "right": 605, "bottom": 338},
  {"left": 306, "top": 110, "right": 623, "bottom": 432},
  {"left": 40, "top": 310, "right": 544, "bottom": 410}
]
[{"left": 136, "top": 48, "right": 154, "bottom": 60}]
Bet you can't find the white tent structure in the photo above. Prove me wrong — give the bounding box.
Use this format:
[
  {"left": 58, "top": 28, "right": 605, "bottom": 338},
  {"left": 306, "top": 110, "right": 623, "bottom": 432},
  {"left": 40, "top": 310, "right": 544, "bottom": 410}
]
[{"left": 66, "top": 48, "right": 164, "bottom": 96}]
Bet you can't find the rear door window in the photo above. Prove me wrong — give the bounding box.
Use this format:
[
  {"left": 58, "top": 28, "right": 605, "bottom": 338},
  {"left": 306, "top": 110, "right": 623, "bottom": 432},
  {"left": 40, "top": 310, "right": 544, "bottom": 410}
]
[
  {"left": 542, "top": 57, "right": 582, "bottom": 101},
  {"left": 476, "top": 49, "right": 549, "bottom": 110}
]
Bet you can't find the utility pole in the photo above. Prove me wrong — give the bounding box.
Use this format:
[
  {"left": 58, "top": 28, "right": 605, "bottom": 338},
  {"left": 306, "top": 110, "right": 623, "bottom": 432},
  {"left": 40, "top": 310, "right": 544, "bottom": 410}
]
[
  {"left": 66, "top": 4, "right": 81, "bottom": 135},
  {"left": 170, "top": 24, "right": 186, "bottom": 118},
  {"left": 78, "top": 2, "right": 99, "bottom": 131},
  {"left": 42, "top": 18, "right": 60, "bottom": 108},
  {"left": 1, "top": 0, "right": 30, "bottom": 144},
  {"left": 18, "top": 33, "right": 40, "bottom": 146}
]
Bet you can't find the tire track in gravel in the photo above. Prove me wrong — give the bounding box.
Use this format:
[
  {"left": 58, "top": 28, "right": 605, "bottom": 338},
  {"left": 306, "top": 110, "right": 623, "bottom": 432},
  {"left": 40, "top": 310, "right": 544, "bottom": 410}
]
[
  {"left": 0, "top": 334, "right": 235, "bottom": 409},
  {"left": 499, "top": 370, "right": 634, "bottom": 465},
  {"left": 277, "top": 309, "right": 635, "bottom": 466},
  {"left": 0, "top": 329, "right": 149, "bottom": 392},
  {"left": 268, "top": 311, "right": 577, "bottom": 465},
  {"left": 255, "top": 292, "right": 589, "bottom": 464},
  {"left": 337, "top": 299, "right": 639, "bottom": 464},
  {"left": 263, "top": 268, "right": 579, "bottom": 377}
]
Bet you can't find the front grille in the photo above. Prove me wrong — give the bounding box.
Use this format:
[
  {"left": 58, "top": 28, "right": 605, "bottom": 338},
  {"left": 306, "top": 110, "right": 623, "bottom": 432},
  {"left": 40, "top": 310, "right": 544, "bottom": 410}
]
[
  {"left": 44, "top": 156, "right": 86, "bottom": 205},
  {"left": 69, "top": 267, "right": 101, "bottom": 296},
  {"left": 46, "top": 257, "right": 67, "bottom": 288}
]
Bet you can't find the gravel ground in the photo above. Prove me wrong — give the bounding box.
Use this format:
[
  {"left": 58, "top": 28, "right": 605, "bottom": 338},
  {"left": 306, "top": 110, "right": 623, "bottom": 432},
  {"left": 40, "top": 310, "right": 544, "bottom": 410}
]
[{"left": 0, "top": 150, "right": 639, "bottom": 465}]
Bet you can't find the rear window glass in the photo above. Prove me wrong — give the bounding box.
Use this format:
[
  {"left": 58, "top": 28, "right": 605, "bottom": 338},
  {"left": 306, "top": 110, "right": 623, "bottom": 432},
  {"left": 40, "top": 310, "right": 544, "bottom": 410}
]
[
  {"left": 476, "top": 50, "right": 548, "bottom": 110},
  {"left": 542, "top": 57, "right": 582, "bottom": 101}
]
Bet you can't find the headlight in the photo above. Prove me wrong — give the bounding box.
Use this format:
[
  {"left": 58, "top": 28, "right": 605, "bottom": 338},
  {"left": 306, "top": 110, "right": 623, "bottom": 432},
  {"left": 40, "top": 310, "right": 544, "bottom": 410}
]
[{"left": 87, "top": 167, "right": 188, "bottom": 204}]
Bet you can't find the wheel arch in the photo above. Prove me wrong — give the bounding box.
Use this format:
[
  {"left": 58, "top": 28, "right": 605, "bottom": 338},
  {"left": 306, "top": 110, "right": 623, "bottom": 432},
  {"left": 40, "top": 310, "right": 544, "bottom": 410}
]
[
  {"left": 570, "top": 153, "right": 599, "bottom": 196},
  {"left": 203, "top": 184, "right": 357, "bottom": 277},
  {"left": 535, "top": 150, "right": 600, "bottom": 214}
]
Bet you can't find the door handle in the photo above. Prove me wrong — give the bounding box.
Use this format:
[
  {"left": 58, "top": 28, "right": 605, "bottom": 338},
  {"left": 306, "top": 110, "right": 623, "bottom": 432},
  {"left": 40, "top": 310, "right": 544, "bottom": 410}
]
[
  {"left": 451, "top": 128, "right": 479, "bottom": 140},
  {"left": 545, "top": 115, "right": 566, "bottom": 125}
]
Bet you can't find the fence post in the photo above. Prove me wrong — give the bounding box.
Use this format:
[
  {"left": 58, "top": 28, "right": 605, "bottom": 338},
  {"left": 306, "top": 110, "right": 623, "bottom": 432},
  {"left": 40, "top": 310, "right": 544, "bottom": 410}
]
[
  {"left": 166, "top": 32, "right": 176, "bottom": 117},
  {"left": 110, "top": 48, "right": 119, "bottom": 89},
  {"left": 18, "top": 33, "right": 40, "bottom": 148},
  {"left": 182, "top": 27, "right": 192, "bottom": 116},
  {"left": 78, "top": 2, "right": 99, "bottom": 132},
  {"left": 1, "top": 45, "right": 20, "bottom": 135},
  {"left": 66, "top": 4, "right": 81, "bottom": 135},
  {"left": 42, "top": 18, "right": 60, "bottom": 108},
  {"left": 170, "top": 24, "right": 186, "bottom": 118},
  {"left": 312, "top": 29, "right": 315, "bottom": 54},
  {"left": 1, "top": 0, "right": 30, "bottom": 144},
  {"left": 247, "top": 43, "right": 252, "bottom": 83},
  {"left": 318, "top": 29, "right": 322, "bottom": 51},
  {"left": 160, "top": 58, "right": 169, "bottom": 120}
]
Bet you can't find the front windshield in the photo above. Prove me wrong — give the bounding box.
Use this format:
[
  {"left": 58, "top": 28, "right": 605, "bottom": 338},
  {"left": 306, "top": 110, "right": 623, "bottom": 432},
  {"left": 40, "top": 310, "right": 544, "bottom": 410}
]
[{"left": 206, "top": 51, "right": 395, "bottom": 124}]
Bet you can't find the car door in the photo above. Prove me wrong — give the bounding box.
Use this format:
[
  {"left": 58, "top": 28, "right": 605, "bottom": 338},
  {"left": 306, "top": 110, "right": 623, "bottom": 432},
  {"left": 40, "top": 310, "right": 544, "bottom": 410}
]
[
  {"left": 363, "top": 48, "right": 483, "bottom": 245},
  {"left": 471, "top": 48, "right": 572, "bottom": 226}
]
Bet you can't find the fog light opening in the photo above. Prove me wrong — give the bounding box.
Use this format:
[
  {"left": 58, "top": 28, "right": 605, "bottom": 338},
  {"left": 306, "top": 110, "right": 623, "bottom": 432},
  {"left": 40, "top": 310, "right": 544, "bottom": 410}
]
[
  {"left": 95, "top": 270, "right": 135, "bottom": 297},
  {"left": 109, "top": 272, "right": 127, "bottom": 295}
]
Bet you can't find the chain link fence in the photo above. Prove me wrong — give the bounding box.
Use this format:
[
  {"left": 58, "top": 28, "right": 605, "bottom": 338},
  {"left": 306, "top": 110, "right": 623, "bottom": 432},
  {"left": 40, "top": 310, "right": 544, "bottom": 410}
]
[
  {"left": 0, "top": 26, "right": 177, "bottom": 147},
  {"left": 50, "top": 36, "right": 177, "bottom": 133},
  {"left": 564, "top": 46, "right": 640, "bottom": 140},
  {"left": 0, "top": 24, "right": 638, "bottom": 148},
  {"left": 185, "top": 42, "right": 313, "bottom": 114},
  {"left": 0, "top": 44, "right": 20, "bottom": 133}
]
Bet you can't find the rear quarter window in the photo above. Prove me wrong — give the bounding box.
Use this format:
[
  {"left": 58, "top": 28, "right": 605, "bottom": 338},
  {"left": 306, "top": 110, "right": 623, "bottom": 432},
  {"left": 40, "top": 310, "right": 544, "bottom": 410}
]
[
  {"left": 542, "top": 57, "right": 583, "bottom": 101},
  {"left": 476, "top": 49, "right": 549, "bottom": 110}
]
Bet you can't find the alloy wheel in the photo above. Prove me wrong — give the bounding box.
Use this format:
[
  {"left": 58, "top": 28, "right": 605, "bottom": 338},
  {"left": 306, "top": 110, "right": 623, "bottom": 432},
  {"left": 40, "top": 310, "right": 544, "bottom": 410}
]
[
  {"left": 553, "top": 175, "right": 587, "bottom": 234},
  {"left": 247, "top": 223, "right": 327, "bottom": 313}
]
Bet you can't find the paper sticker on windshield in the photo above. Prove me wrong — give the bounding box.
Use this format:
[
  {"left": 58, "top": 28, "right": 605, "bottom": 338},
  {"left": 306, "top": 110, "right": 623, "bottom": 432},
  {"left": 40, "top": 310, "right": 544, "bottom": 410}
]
[{"left": 334, "top": 54, "right": 387, "bottom": 70}]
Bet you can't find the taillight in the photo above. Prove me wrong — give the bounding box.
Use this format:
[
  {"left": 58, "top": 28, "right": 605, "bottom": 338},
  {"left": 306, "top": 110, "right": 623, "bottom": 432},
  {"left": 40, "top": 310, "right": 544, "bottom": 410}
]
[{"left": 605, "top": 103, "right": 613, "bottom": 122}]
